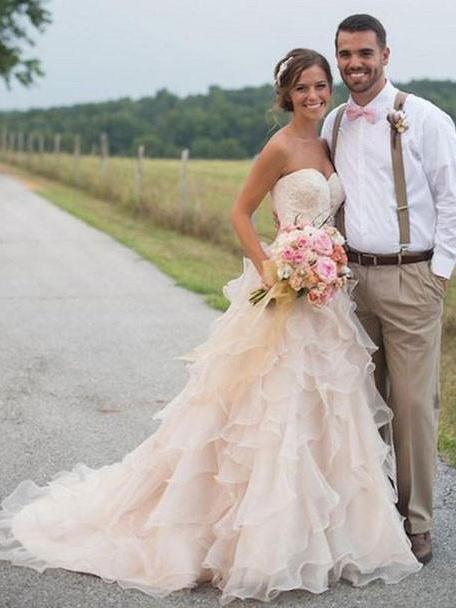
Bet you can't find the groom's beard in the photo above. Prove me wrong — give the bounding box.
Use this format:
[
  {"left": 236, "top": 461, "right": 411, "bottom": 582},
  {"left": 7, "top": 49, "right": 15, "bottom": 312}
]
[{"left": 340, "top": 65, "right": 384, "bottom": 94}]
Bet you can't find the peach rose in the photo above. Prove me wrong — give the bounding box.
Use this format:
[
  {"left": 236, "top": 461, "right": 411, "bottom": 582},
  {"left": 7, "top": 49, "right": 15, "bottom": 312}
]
[{"left": 331, "top": 244, "right": 348, "bottom": 265}]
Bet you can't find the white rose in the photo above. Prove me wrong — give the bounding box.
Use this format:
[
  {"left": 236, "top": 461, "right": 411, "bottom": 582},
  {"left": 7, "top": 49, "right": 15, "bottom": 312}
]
[
  {"left": 277, "top": 263, "right": 292, "bottom": 279},
  {"left": 333, "top": 232, "right": 345, "bottom": 246}
]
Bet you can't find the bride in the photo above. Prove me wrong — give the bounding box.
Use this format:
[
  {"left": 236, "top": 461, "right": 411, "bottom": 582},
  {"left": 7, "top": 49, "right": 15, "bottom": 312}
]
[{"left": 0, "top": 49, "right": 421, "bottom": 604}]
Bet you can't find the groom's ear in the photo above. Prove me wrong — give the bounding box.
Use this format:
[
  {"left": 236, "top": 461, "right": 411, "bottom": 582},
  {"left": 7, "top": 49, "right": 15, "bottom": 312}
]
[{"left": 381, "top": 46, "right": 391, "bottom": 66}]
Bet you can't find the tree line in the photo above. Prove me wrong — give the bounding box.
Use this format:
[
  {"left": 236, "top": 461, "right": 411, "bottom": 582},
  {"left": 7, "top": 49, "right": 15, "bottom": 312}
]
[{"left": 1, "top": 80, "right": 455, "bottom": 159}]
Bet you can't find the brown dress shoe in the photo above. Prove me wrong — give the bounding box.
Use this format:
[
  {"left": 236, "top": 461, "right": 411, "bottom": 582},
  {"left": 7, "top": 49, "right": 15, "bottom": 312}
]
[{"left": 408, "top": 531, "right": 432, "bottom": 564}]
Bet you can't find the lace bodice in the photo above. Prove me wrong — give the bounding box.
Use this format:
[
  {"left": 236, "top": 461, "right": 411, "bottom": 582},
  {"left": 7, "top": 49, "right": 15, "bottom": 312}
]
[{"left": 272, "top": 168, "right": 345, "bottom": 228}]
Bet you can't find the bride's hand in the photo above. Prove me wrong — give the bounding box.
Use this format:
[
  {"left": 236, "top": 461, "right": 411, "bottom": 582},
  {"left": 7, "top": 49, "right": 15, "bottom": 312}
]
[{"left": 260, "top": 259, "right": 278, "bottom": 289}]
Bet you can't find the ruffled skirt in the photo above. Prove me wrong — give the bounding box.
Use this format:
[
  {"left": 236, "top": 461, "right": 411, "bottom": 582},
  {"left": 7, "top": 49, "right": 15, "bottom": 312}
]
[{"left": 0, "top": 258, "right": 421, "bottom": 603}]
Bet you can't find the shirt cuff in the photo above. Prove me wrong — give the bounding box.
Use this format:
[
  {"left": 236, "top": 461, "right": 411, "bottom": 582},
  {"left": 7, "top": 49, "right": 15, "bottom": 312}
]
[{"left": 431, "top": 253, "right": 455, "bottom": 279}]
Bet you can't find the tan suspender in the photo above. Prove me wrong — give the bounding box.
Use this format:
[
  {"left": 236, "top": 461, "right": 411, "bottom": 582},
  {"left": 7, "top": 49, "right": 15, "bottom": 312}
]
[
  {"left": 331, "top": 91, "right": 410, "bottom": 250},
  {"left": 331, "top": 103, "right": 347, "bottom": 162},
  {"left": 331, "top": 104, "right": 348, "bottom": 237},
  {"left": 390, "top": 91, "right": 410, "bottom": 250}
]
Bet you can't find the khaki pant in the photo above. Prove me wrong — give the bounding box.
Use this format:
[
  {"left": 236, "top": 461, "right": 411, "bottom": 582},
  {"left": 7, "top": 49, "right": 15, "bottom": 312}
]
[{"left": 351, "top": 260, "right": 444, "bottom": 534}]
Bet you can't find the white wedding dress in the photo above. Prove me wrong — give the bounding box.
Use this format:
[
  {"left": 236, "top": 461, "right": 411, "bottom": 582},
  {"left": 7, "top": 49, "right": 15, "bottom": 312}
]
[{"left": 0, "top": 169, "right": 421, "bottom": 604}]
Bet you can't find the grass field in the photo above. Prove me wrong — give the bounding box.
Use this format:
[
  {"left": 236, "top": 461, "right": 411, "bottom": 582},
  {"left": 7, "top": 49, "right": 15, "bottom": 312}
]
[{"left": 1, "top": 159, "right": 455, "bottom": 467}]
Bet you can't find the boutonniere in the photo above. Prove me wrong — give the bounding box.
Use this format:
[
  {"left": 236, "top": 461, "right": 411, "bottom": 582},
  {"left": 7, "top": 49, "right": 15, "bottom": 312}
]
[{"left": 386, "top": 109, "right": 409, "bottom": 134}]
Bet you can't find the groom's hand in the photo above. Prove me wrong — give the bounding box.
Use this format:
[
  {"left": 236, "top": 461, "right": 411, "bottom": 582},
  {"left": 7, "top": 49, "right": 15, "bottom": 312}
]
[
  {"left": 435, "top": 275, "right": 450, "bottom": 292},
  {"left": 434, "top": 274, "right": 450, "bottom": 293}
]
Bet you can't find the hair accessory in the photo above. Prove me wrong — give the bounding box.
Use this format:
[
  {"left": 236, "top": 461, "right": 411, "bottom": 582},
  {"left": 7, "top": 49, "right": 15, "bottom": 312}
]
[{"left": 275, "top": 56, "right": 294, "bottom": 86}]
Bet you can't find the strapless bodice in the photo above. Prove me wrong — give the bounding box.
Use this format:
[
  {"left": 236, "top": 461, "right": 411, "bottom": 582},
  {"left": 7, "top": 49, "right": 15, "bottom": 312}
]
[{"left": 271, "top": 168, "right": 345, "bottom": 227}]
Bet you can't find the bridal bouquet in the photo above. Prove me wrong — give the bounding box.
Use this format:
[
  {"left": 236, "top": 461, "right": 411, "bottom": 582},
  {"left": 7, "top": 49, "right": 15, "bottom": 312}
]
[{"left": 250, "top": 221, "right": 351, "bottom": 308}]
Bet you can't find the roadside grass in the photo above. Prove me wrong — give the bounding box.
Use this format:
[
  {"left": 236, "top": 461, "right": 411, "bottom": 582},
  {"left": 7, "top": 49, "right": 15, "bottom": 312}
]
[
  {"left": 440, "top": 296, "right": 456, "bottom": 466},
  {"left": 1, "top": 162, "right": 455, "bottom": 467}
]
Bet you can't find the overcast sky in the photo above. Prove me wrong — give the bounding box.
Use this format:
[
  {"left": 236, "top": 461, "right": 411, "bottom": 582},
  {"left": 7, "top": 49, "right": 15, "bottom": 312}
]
[{"left": 1, "top": 0, "right": 455, "bottom": 111}]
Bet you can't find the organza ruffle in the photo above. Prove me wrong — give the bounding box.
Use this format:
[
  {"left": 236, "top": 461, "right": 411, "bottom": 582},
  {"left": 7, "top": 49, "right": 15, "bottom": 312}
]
[{"left": 0, "top": 257, "right": 421, "bottom": 604}]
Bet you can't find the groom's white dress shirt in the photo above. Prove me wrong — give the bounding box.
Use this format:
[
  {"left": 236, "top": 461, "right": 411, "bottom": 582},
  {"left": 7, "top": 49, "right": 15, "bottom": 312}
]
[{"left": 322, "top": 80, "right": 456, "bottom": 279}]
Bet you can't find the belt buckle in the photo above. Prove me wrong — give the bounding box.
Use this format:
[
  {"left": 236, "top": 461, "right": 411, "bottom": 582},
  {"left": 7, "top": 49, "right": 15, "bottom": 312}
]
[{"left": 364, "top": 253, "right": 378, "bottom": 266}]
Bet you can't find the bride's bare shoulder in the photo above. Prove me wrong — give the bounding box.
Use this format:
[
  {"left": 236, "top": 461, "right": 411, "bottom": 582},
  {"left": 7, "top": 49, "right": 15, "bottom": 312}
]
[
  {"left": 259, "top": 128, "right": 291, "bottom": 163},
  {"left": 268, "top": 127, "right": 291, "bottom": 148}
]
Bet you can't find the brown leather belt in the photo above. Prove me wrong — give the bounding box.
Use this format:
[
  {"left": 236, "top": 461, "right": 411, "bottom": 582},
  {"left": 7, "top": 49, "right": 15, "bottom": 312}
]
[{"left": 347, "top": 248, "right": 433, "bottom": 266}]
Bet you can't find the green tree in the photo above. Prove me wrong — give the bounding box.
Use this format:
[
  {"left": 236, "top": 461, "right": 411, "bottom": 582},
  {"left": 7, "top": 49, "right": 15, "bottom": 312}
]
[
  {"left": 0, "top": 0, "right": 51, "bottom": 87},
  {"left": 1, "top": 80, "right": 455, "bottom": 159}
]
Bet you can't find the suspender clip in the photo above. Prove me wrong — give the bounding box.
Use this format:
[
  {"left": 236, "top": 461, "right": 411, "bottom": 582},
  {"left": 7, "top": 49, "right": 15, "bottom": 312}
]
[{"left": 399, "top": 244, "right": 410, "bottom": 258}]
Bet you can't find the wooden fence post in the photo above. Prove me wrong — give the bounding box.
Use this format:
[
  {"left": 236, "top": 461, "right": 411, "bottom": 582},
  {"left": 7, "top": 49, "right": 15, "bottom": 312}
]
[
  {"left": 38, "top": 134, "right": 45, "bottom": 155},
  {"left": 100, "top": 133, "right": 109, "bottom": 178},
  {"left": 17, "top": 132, "right": 24, "bottom": 155},
  {"left": 26, "top": 133, "right": 34, "bottom": 168},
  {"left": 15, "top": 131, "right": 24, "bottom": 165},
  {"left": 54, "top": 133, "right": 61, "bottom": 157},
  {"left": 73, "top": 134, "right": 81, "bottom": 185},
  {"left": 179, "top": 148, "right": 189, "bottom": 213},
  {"left": 134, "top": 144, "right": 145, "bottom": 207},
  {"left": 7, "top": 132, "right": 14, "bottom": 155}
]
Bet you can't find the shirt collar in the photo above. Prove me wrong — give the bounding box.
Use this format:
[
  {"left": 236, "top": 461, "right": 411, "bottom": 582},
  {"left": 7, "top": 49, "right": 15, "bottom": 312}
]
[{"left": 348, "top": 80, "right": 397, "bottom": 112}]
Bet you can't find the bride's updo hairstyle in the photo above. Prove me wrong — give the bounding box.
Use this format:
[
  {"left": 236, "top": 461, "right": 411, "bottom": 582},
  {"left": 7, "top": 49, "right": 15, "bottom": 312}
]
[{"left": 274, "top": 49, "right": 333, "bottom": 112}]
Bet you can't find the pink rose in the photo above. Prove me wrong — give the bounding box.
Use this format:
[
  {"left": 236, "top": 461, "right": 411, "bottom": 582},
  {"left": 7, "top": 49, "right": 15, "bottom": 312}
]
[
  {"left": 311, "top": 230, "right": 334, "bottom": 256},
  {"left": 282, "top": 248, "right": 295, "bottom": 262},
  {"left": 314, "top": 257, "right": 338, "bottom": 283},
  {"left": 292, "top": 250, "right": 305, "bottom": 263},
  {"left": 296, "top": 235, "right": 310, "bottom": 248}
]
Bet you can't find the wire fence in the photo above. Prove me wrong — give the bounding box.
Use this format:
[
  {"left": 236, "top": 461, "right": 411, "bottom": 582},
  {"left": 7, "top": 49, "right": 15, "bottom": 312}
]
[{"left": 0, "top": 130, "right": 274, "bottom": 251}]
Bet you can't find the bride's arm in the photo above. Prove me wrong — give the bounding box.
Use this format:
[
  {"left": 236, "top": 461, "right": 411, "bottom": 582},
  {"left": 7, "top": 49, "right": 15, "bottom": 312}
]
[{"left": 231, "top": 141, "right": 287, "bottom": 284}]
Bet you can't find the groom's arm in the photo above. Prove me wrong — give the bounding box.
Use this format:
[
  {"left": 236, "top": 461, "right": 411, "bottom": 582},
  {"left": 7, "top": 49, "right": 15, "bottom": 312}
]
[{"left": 421, "top": 106, "right": 456, "bottom": 280}]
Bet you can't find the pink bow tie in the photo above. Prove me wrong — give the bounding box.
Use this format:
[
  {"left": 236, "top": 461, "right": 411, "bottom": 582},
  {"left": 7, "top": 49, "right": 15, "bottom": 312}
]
[{"left": 346, "top": 103, "right": 378, "bottom": 124}]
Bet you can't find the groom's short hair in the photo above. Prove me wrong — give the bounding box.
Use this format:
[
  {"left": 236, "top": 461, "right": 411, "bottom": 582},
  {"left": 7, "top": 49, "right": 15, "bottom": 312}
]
[{"left": 335, "top": 14, "right": 387, "bottom": 49}]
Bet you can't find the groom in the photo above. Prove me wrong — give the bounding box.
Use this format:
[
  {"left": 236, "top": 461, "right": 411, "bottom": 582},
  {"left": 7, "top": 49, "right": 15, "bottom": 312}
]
[{"left": 322, "top": 14, "right": 456, "bottom": 564}]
